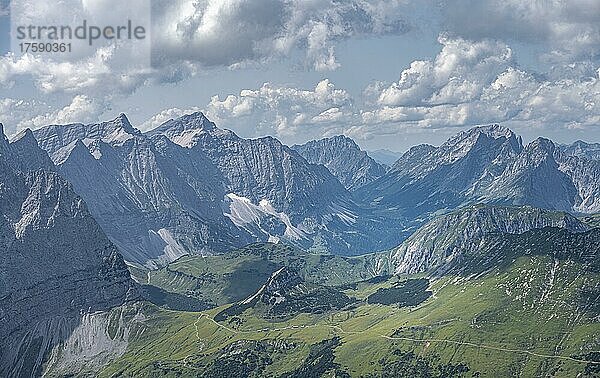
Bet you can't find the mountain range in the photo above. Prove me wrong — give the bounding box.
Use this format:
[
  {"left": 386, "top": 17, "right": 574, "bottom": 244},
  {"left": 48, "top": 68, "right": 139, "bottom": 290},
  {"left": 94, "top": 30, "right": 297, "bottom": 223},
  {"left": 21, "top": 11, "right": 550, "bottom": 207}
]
[
  {"left": 1, "top": 112, "right": 599, "bottom": 376},
  {"left": 357, "top": 125, "right": 600, "bottom": 217},
  {"left": 560, "top": 140, "right": 600, "bottom": 160},
  {"left": 28, "top": 115, "right": 600, "bottom": 270},
  {"left": 32, "top": 112, "right": 403, "bottom": 267}
]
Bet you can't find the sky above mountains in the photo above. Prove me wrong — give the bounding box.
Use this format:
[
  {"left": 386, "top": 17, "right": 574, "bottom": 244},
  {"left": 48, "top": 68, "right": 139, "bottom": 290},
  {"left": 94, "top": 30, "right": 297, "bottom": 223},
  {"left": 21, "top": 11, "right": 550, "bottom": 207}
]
[{"left": 0, "top": 0, "right": 598, "bottom": 151}]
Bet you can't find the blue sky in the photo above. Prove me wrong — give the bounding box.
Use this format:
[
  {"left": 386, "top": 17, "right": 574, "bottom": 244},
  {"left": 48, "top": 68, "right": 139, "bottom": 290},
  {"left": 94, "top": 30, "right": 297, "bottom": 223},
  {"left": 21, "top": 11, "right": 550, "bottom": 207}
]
[{"left": 0, "top": 0, "right": 598, "bottom": 152}]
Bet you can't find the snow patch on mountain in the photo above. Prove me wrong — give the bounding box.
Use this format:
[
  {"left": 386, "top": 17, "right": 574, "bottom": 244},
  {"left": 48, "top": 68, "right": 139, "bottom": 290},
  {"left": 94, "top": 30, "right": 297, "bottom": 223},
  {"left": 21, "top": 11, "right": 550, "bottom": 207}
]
[
  {"left": 328, "top": 201, "right": 358, "bottom": 226},
  {"left": 170, "top": 129, "right": 203, "bottom": 147},
  {"left": 148, "top": 228, "right": 189, "bottom": 265},
  {"left": 224, "top": 193, "right": 306, "bottom": 241}
]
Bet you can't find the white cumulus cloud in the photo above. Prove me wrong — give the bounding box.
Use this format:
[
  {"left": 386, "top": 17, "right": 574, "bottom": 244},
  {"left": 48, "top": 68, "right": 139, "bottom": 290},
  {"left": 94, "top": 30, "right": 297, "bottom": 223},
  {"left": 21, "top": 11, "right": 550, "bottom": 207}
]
[{"left": 201, "top": 79, "right": 354, "bottom": 142}]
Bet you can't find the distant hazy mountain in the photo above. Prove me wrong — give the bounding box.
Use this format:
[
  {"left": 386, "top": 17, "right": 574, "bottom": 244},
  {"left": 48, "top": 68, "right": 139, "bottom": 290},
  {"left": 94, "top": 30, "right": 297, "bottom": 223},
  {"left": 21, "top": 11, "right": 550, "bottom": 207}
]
[
  {"left": 357, "top": 125, "right": 600, "bottom": 217},
  {"left": 292, "top": 135, "right": 387, "bottom": 190},
  {"left": 560, "top": 140, "right": 600, "bottom": 160},
  {"left": 367, "top": 148, "right": 402, "bottom": 166},
  {"left": 0, "top": 124, "right": 134, "bottom": 377}
]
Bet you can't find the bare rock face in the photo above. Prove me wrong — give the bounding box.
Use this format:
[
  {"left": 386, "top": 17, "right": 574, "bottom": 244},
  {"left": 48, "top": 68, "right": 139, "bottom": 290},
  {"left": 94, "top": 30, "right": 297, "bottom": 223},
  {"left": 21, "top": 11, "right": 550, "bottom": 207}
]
[
  {"left": 36, "top": 113, "right": 377, "bottom": 267},
  {"left": 357, "top": 125, "right": 524, "bottom": 217},
  {"left": 0, "top": 124, "right": 135, "bottom": 377},
  {"left": 148, "top": 112, "right": 401, "bottom": 256},
  {"left": 292, "top": 135, "right": 387, "bottom": 191},
  {"left": 484, "top": 138, "right": 600, "bottom": 213},
  {"left": 149, "top": 112, "right": 350, "bottom": 221}
]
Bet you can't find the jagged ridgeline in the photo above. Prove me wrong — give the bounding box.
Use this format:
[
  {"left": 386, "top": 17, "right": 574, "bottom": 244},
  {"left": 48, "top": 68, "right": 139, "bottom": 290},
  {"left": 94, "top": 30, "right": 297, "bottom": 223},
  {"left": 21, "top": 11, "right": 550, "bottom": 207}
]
[
  {"left": 32, "top": 113, "right": 404, "bottom": 269},
  {"left": 0, "top": 113, "right": 598, "bottom": 376},
  {"left": 30, "top": 114, "right": 600, "bottom": 270}
]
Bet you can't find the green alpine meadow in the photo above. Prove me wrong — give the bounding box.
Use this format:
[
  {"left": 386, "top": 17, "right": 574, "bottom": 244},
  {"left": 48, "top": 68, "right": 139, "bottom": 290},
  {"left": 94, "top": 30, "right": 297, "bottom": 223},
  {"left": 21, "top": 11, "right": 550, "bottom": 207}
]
[{"left": 50, "top": 220, "right": 600, "bottom": 377}]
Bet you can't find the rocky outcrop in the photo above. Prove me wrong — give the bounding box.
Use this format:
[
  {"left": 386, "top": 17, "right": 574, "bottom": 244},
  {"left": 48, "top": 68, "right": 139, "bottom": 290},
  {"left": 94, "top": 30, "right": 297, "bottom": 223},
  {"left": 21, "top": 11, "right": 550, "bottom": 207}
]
[{"left": 32, "top": 113, "right": 401, "bottom": 264}]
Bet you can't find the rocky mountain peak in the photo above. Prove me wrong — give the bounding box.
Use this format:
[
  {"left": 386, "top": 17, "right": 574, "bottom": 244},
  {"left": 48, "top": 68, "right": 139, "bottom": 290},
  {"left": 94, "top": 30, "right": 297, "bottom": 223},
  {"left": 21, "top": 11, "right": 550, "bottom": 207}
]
[
  {"left": 32, "top": 114, "right": 142, "bottom": 164},
  {"left": 12, "top": 127, "right": 35, "bottom": 142},
  {"left": 463, "top": 124, "right": 516, "bottom": 140},
  {"left": 146, "top": 112, "right": 218, "bottom": 147},
  {"left": 110, "top": 113, "right": 139, "bottom": 134},
  {"left": 177, "top": 111, "right": 215, "bottom": 129},
  {"left": 431, "top": 125, "right": 522, "bottom": 169},
  {"left": 92, "top": 113, "right": 142, "bottom": 142},
  {"left": 519, "top": 137, "right": 557, "bottom": 165},
  {"left": 292, "top": 135, "right": 387, "bottom": 191},
  {"left": 528, "top": 137, "right": 555, "bottom": 150},
  {"left": 69, "top": 139, "right": 94, "bottom": 159},
  {"left": 561, "top": 140, "right": 600, "bottom": 160},
  {"left": 9, "top": 128, "right": 55, "bottom": 171},
  {"left": 326, "top": 135, "right": 359, "bottom": 147},
  {"left": 441, "top": 124, "right": 521, "bottom": 159},
  {"left": 0, "top": 133, "right": 135, "bottom": 376}
]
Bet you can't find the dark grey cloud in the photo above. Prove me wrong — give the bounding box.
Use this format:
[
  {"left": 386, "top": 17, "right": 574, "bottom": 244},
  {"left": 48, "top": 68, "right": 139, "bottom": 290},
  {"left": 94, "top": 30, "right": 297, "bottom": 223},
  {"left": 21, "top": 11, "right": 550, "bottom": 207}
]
[
  {"left": 441, "top": 0, "right": 600, "bottom": 62},
  {"left": 151, "top": 0, "right": 412, "bottom": 71}
]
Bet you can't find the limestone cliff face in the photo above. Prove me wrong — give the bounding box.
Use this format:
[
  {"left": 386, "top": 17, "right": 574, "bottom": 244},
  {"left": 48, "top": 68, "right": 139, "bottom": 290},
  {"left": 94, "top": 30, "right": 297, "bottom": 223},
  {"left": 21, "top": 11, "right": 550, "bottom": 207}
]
[
  {"left": 34, "top": 114, "right": 249, "bottom": 268},
  {"left": 0, "top": 124, "right": 135, "bottom": 377},
  {"left": 149, "top": 112, "right": 350, "bottom": 222},
  {"left": 148, "top": 112, "right": 401, "bottom": 256}
]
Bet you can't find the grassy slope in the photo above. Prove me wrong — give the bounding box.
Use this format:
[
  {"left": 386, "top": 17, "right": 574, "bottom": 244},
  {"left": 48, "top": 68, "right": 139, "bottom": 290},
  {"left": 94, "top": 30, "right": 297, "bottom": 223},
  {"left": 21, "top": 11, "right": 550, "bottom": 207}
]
[
  {"left": 131, "top": 243, "right": 391, "bottom": 307},
  {"left": 103, "top": 230, "right": 600, "bottom": 377}
]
